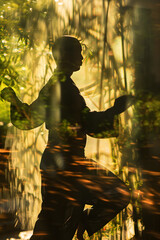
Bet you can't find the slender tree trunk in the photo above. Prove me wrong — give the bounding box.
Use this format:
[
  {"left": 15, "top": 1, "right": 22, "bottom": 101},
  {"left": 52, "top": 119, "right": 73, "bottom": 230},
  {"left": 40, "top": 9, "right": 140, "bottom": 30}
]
[
  {"left": 97, "top": 0, "right": 110, "bottom": 161},
  {"left": 119, "top": 0, "right": 127, "bottom": 91},
  {"left": 133, "top": 5, "right": 160, "bottom": 239}
]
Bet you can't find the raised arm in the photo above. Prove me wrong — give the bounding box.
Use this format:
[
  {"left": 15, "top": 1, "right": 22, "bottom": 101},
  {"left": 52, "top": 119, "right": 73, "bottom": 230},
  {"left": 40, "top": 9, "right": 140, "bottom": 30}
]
[
  {"left": 82, "top": 106, "right": 118, "bottom": 138},
  {"left": 1, "top": 87, "right": 46, "bottom": 130},
  {"left": 82, "top": 95, "right": 135, "bottom": 138}
]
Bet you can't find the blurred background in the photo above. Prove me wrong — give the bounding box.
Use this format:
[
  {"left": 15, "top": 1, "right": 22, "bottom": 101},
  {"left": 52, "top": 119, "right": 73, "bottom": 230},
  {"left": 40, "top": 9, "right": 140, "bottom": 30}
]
[{"left": 0, "top": 0, "right": 160, "bottom": 239}]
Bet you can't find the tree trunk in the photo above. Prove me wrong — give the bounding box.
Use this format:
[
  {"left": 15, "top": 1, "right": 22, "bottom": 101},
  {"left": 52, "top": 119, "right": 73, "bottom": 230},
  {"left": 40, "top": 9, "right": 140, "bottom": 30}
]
[{"left": 133, "top": 4, "right": 160, "bottom": 239}]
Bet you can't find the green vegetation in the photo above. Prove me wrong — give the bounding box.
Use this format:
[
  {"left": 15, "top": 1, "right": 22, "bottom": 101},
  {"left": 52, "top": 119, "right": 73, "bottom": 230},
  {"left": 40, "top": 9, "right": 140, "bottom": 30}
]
[{"left": 0, "top": 0, "right": 160, "bottom": 239}]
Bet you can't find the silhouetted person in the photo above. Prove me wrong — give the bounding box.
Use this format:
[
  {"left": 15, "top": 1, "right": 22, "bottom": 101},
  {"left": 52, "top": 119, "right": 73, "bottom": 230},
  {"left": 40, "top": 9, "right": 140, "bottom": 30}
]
[{"left": 1, "top": 36, "right": 134, "bottom": 240}]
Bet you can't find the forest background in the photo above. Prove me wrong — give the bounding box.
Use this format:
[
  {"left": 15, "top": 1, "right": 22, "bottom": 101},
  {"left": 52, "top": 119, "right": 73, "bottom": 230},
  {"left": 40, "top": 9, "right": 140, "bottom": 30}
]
[{"left": 0, "top": 0, "right": 160, "bottom": 239}]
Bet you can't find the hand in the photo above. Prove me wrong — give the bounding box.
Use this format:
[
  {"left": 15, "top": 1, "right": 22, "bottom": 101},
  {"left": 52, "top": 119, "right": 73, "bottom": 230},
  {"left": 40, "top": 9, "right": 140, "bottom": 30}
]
[
  {"left": 114, "top": 95, "right": 136, "bottom": 114},
  {"left": 1, "top": 87, "right": 17, "bottom": 103}
]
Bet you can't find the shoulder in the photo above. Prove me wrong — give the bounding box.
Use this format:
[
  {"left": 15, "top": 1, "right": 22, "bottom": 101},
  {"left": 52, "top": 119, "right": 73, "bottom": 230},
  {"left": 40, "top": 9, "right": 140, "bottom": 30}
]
[{"left": 39, "top": 74, "right": 58, "bottom": 97}]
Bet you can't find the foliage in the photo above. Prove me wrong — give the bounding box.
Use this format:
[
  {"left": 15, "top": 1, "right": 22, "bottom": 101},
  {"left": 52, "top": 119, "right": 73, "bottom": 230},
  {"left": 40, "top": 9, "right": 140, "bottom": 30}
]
[
  {"left": 0, "top": 1, "right": 28, "bottom": 88},
  {"left": 0, "top": 0, "right": 149, "bottom": 238},
  {"left": 133, "top": 93, "right": 160, "bottom": 142}
]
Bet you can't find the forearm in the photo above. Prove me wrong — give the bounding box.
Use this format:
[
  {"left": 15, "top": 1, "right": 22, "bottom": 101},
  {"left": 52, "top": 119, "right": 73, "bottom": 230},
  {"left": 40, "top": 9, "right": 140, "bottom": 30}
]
[
  {"left": 11, "top": 100, "right": 34, "bottom": 130},
  {"left": 1, "top": 87, "right": 45, "bottom": 130},
  {"left": 83, "top": 107, "right": 119, "bottom": 138},
  {"left": 11, "top": 98, "right": 45, "bottom": 130}
]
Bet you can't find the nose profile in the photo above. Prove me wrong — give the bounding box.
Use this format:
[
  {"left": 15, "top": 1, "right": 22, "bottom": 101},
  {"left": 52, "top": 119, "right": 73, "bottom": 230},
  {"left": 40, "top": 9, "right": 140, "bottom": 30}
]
[{"left": 80, "top": 54, "right": 83, "bottom": 63}]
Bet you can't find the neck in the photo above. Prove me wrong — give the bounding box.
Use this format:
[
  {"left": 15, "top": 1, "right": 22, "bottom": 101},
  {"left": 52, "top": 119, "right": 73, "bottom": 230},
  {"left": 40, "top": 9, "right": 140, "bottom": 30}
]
[{"left": 56, "top": 67, "right": 73, "bottom": 77}]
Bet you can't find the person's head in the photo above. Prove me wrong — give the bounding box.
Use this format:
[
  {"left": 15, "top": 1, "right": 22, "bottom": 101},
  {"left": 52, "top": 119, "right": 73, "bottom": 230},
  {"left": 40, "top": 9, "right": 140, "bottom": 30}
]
[{"left": 52, "top": 36, "right": 83, "bottom": 73}]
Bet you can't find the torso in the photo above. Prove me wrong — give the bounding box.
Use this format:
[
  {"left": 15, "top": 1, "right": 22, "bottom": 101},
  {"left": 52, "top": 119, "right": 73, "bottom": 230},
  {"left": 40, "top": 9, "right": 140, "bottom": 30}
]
[{"left": 40, "top": 73, "right": 88, "bottom": 172}]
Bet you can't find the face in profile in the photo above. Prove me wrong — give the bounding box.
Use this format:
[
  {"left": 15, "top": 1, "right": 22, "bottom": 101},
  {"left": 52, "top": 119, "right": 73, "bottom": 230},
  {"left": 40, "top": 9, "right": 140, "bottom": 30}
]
[
  {"left": 70, "top": 45, "right": 83, "bottom": 71},
  {"left": 52, "top": 36, "right": 83, "bottom": 72}
]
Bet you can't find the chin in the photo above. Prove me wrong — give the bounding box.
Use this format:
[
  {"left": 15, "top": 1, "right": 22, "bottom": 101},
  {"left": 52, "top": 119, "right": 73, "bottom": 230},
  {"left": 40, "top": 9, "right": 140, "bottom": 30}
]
[
  {"left": 74, "top": 67, "right": 80, "bottom": 71},
  {"left": 73, "top": 64, "right": 82, "bottom": 71},
  {"left": 66, "top": 63, "right": 81, "bottom": 72}
]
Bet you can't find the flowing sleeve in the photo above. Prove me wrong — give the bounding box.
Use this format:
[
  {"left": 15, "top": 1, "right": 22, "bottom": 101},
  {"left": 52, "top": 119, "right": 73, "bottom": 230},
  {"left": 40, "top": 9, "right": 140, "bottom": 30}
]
[
  {"left": 11, "top": 86, "right": 48, "bottom": 130},
  {"left": 82, "top": 106, "right": 119, "bottom": 138}
]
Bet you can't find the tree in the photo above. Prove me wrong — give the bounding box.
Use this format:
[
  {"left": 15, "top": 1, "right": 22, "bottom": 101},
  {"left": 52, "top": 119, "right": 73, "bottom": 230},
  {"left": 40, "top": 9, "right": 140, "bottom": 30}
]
[{"left": 132, "top": 4, "right": 160, "bottom": 239}]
